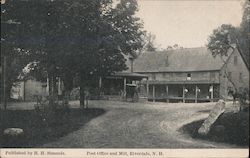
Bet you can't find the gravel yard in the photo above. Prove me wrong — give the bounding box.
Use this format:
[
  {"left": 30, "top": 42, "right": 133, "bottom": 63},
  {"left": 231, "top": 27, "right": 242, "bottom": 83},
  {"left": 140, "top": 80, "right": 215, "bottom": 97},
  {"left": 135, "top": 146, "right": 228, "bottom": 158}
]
[{"left": 40, "top": 100, "right": 239, "bottom": 148}]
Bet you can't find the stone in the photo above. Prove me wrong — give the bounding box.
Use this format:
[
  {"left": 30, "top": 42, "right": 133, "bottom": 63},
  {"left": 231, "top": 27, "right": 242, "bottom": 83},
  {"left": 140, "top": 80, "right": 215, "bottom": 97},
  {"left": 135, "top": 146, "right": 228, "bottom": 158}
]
[
  {"left": 3, "top": 128, "right": 24, "bottom": 147},
  {"left": 198, "top": 100, "right": 225, "bottom": 136},
  {"left": 3, "top": 128, "right": 24, "bottom": 136}
]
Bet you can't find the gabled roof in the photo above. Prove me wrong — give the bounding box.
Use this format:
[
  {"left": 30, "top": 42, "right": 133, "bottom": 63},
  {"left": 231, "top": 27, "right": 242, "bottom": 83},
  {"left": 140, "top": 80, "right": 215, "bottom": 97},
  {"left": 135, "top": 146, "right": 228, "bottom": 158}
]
[{"left": 133, "top": 47, "right": 231, "bottom": 73}]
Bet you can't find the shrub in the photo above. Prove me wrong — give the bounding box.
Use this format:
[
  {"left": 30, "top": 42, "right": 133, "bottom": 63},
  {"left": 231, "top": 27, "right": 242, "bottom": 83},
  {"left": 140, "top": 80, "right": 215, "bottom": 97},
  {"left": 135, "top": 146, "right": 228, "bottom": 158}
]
[
  {"left": 70, "top": 87, "right": 80, "bottom": 100},
  {"left": 181, "top": 108, "right": 249, "bottom": 146},
  {"left": 212, "top": 110, "right": 249, "bottom": 145},
  {"left": 34, "top": 96, "right": 70, "bottom": 127}
]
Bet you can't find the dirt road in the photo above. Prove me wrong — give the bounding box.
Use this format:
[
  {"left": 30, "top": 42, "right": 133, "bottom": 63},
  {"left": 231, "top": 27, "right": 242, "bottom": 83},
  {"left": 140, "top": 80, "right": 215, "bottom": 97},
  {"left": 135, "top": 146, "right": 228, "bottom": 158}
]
[{"left": 42, "top": 100, "right": 237, "bottom": 148}]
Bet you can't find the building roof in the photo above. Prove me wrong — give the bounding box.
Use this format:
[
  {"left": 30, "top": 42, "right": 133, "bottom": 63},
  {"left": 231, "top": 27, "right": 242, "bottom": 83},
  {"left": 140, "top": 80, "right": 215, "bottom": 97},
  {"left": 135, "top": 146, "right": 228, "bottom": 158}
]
[{"left": 133, "top": 47, "right": 231, "bottom": 73}]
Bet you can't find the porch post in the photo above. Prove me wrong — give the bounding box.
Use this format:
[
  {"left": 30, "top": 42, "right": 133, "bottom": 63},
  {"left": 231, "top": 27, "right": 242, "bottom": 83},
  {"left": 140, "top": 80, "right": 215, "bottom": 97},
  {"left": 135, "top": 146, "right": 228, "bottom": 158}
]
[
  {"left": 58, "top": 77, "right": 62, "bottom": 96},
  {"left": 99, "top": 77, "right": 102, "bottom": 89},
  {"left": 183, "top": 85, "right": 185, "bottom": 103},
  {"left": 195, "top": 85, "right": 198, "bottom": 103},
  {"left": 146, "top": 79, "right": 149, "bottom": 97},
  {"left": 166, "top": 85, "right": 169, "bottom": 103},
  {"left": 99, "top": 77, "right": 103, "bottom": 96},
  {"left": 23, "top": 81, "right": 26, "bottom": 101},
  {"left": 46, "top": 76, "right": 49, "bottom": 94},
  {"left": 153, "top": 85, "right": 155, "bottom": 102},
  {"left": 123, "top": 77, "right": 127, "bottom": 94},
  {"left": 211, "top": 84, "right": 214, "bottom": 102}
]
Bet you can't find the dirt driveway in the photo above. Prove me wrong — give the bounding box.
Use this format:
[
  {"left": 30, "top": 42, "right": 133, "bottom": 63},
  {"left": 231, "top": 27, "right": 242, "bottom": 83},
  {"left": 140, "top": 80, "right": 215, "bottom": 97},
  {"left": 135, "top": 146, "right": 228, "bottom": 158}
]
[{"left": 41, "top": 100, "right": 238, "bottom": 148}]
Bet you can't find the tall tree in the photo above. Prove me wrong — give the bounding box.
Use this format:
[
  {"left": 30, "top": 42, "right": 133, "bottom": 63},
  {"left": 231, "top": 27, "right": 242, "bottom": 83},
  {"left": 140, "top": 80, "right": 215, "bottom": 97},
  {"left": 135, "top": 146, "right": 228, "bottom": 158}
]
[
  {"left": 1, "top": 2, "right": 33, "bottom": 104},
  {"left": 238, "top": 0, "right": 250, "bottom": 68},
  {"left": 2, "top": 0, "right": 145, "bottom": 108},
  {"left": 207, "top": 24, "right": 241, "bottom": 94},
  {"left": 1, "top": 0, "right": 78, "bottom": 105},
  {"left": 207, "top": 24, "right": 238, "bottom": 57},
  {"left": 207, "top": 0, "right": 249, "bottom": 104},
  {"left": 207, "top": 0, "right": 249, "bottom": 68},
  {"left": 144, "top": 32, "right": 156, "bottom": 51},
  {"left": 65, "top": 0, "right": 145, "bottom": 107}
]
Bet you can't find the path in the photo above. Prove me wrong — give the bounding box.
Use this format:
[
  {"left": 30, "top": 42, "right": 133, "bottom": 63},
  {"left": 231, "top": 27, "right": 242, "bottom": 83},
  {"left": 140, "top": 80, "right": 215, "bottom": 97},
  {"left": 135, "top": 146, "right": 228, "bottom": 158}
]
[{"left": 41, "top": 100, "right": 237, "bottom": 148}]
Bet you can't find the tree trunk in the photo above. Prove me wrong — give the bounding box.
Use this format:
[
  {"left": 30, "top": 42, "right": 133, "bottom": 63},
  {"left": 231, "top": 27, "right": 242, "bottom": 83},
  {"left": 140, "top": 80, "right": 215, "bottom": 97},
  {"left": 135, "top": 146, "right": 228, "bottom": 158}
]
[
  {"left": 80, "top": 75, "right": 85, "bottom": 109},
  {"left": 48, "top": 72, "right": 57, "bottom": 106},
  {"left": 62, "top": 71, "right": 74, "bottom": 106},
  {"left": 63, "top": 90, "right": 70, "bottom": 105}
]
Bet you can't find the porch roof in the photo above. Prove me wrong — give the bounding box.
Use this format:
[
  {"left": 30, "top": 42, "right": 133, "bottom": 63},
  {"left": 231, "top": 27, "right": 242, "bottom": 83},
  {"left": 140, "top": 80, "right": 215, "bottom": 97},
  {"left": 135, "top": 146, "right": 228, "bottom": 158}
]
[
  {"left": 142, "top": 80, "right": 219, "bottom": 85},
  {"left": 112, "top": 72, "right": 148, "bottom": 79}
]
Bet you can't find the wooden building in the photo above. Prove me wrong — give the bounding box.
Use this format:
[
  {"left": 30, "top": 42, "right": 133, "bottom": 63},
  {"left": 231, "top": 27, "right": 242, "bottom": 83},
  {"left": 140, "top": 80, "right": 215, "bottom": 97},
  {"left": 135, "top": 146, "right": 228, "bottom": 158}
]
[
  {"left": 10, "top": 76, "right": 64, "bottom": 101},
  {"left": 132, "top": 46, "right": 249, "bottom": 102},
  {"left": 10, "top": 77, "right": 48, "bottom": 101},
  {"left": 100, "top": 72, "right": 148, "bottom": 96}
]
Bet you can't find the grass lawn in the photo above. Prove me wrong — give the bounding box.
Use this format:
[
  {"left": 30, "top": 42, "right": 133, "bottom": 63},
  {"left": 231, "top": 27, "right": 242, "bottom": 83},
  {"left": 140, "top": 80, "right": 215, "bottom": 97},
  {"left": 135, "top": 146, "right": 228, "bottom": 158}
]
[
  {"left": 180, "top": 108, "right": 249, "bottom": 147},
  {"left": 0, "top": 108, "right": 105, "bottom": 147}
]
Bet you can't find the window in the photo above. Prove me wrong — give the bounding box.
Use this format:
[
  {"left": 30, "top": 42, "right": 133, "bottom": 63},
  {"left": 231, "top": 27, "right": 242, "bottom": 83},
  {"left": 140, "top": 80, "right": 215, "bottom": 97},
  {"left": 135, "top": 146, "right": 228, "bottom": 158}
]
[
  {"left": 187, "top": 73, "right": 191, "bottom": 80},
  {"left": 239, "top": 72, "right": 243, "bottom": 81},
  {"left": 234, "top": 56, "right": 238, "bottom": 65}
]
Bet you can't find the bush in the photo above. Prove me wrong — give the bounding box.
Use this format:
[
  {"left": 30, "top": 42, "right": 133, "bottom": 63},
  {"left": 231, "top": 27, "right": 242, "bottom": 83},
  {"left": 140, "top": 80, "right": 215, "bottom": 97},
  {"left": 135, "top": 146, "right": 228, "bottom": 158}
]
[
  {"left": 212, "top": 110, "right": 249, "bottom": 145},
  {"left": 34, "top": 96, "right": 70, "bottom": 127},
  {"left": 181, "top": 109, "right": 249, "bottom": 146},
  {"left": 70, "top": 87, "right": 80, "bottom": 100}
]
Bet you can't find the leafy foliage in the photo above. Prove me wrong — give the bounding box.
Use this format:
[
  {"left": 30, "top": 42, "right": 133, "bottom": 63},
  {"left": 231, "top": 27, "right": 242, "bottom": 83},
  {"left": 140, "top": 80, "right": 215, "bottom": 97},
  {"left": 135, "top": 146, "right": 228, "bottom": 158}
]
[
  {"left": 207, "top": 0, "right": 249, "bottom": 68},
  {"left": 207, "top": 24, "right": 238, "bottom": 57},
  {"left": 207, "top": 0, "right": 249, "bottom": 104},
  {"left": 144, "top": 32, "right": 157, "bottom": 51},
  {"left": 1, "top": 5, "right": 33, "bottom": 98},
  {"left": 1, "top": 0, "right": 146, "bottom": 104},
  {"left": 238, "top": 0, "right": 250, "bottom": 68}
]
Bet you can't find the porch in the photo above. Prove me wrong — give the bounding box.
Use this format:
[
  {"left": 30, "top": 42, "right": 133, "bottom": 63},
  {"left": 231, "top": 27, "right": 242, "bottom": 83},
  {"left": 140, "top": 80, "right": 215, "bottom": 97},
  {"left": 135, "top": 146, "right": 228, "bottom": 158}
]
[
  {"left": 99, "top": 72, "right": 148, "bottom": 100},
  {"left": 144, "top": 81, "right": 220, "bottom": 103}
]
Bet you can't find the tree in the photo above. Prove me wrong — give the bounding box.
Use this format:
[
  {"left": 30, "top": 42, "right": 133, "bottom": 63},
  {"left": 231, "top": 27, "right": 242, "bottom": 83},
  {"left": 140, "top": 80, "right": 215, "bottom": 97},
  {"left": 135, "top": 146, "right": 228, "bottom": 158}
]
[
  {"left": 68, "top": 0, "right": 146, "bottom": 107},
  {"left": 207, "top": 1, "right": 249, "bottom": 106},
  {"left": 1, "top": 3, "right": 34, "bottom": 106},
  {"left": 207, "top": 24, "right": 241, "bottom": 94},
  {"left": 1, "top": 0, "right": 86, "bottom": 106},
  {"left": 207, "top": 0, "right": 249, "bottom": 67},
  {"left": 2, "top": 0, "right": 145, "bottom": 108},
  {"left": 144, "top": 32, "right": 156, "bottom": 51},
  {"left": 238, "top": 0, "right": 250, "bottom": 68},
  {"left": 207, "top": 24, "right": 239, "bottom": 57},
  {"left": 165, "top": 44, "right": 183, "bottom": 51},
  {"left": 166, "top": 46, "right": 173, "bottom": 50}
]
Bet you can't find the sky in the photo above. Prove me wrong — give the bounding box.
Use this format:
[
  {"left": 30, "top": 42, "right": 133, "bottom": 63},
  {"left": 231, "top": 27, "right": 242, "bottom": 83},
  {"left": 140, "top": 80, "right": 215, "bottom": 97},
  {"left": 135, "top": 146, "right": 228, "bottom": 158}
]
[{"left": 136, "top": 0, "right": 243, "bottom": 48}]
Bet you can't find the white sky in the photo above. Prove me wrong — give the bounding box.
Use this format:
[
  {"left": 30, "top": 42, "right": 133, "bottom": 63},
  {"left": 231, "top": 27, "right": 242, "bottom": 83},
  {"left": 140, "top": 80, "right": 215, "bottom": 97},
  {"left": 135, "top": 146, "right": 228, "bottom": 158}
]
[{"left": 136, "top": 0, "right": 243, "bottom": 48}]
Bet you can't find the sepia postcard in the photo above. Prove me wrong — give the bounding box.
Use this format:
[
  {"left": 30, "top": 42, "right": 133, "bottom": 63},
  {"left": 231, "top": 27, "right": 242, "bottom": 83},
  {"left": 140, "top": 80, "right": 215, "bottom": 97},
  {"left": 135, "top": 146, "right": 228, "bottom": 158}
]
[{"left": 0, "top": 0, "right": 249, "bottom": 157}]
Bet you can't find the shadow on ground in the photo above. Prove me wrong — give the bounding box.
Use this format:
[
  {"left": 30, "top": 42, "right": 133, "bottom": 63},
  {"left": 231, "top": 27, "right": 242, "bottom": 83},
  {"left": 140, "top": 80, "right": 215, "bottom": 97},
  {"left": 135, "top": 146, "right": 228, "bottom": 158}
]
[
  {"left": 0, "top": 108, "right": 105, "bottom": 147},
  {"left": 179, "top": 109, "right": 249, "bottom": 147}
]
